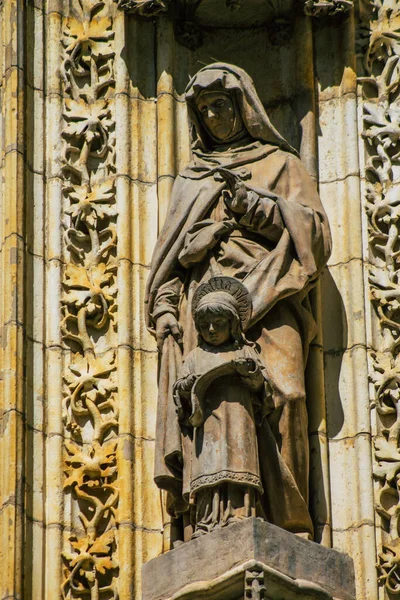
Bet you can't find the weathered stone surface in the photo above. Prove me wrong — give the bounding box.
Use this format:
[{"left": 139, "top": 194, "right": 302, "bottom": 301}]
[
  {"left": 142, "top": 518, "right": 356, "bottom": 600},
  {"left": 0, "top": 0, "right": 387, "bottom": 598}
]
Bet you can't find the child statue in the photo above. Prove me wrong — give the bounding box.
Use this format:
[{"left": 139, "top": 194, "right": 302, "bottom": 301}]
[{"left": 173, "top": 277, "right": 272, "bottom": 537}]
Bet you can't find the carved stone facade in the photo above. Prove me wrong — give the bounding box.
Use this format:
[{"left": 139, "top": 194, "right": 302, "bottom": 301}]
[{"left": 0, "top": 0, "right": 396, "bottom": 599}]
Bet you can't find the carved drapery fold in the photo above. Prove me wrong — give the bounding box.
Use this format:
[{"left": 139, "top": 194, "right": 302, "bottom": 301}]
[
  {"left": 60, "top": 1, "right": 119, "bottom": 598},
  {"left": 360, "top": 0, "right": 400, "bottom": 595}
]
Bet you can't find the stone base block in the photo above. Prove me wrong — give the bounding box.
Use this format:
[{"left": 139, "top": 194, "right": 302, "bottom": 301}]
[{"left": 142, "top": 518, "right": 355, "bottom": 600}]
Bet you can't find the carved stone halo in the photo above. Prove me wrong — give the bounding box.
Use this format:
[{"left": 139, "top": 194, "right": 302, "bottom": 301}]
[{"left": 192, "top": 276, "right": 252, "bottom": 328}]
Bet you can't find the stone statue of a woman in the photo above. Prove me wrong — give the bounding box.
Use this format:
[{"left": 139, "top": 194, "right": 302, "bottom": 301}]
[{"left": 145, "top": 62, "right": 332, "bottom": 541}]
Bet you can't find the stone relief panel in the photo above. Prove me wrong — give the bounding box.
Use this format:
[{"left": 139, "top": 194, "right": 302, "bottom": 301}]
[
  {"left": 360, "top": 0, "right": 400, "bottom": 595},
  {"left": 59, "top": 1, "right": 119, "bottom": 598}
]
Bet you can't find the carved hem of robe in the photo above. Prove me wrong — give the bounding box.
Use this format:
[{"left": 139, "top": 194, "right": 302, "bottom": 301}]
[{"left": 190, "top": 470, "right": 263, "bottom": 496}]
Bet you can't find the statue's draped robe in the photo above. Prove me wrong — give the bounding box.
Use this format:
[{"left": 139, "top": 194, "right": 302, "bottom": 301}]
[{"left": 145, "top": 142, "right": 331, "bottom": 535}]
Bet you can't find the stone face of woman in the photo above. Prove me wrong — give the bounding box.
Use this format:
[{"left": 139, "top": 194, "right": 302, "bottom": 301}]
[{"left": 196, "top": 92, "right": 240, "bottom": 141}]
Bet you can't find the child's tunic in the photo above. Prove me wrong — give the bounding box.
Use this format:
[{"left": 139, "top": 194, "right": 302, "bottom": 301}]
[{"left": 178, "top": 342, "right": 266, "bottom": 501}]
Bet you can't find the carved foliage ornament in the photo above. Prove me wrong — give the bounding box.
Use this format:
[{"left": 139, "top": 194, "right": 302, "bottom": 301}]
[
  {"left": 60, "top": 1, "right": 119, "bottom": 598},
  {"left": 360, "top": 0, "right": 400, "bottom": 594}
]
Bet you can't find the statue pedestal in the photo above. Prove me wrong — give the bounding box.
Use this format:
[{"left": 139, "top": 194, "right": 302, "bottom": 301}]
[{"left": 142, "top": 518, "right": 355, "bottom": 600}]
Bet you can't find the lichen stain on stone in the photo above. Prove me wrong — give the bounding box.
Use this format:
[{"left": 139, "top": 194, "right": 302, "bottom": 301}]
[
  {"left": 11, "top": 282, "right": 18, "bottom": 321},
  {"left": 343, "top": 437, "right": 356, "bottom": 449},
  {"left": 0, "top": 326, "right": 7, "bottom": 349},
  {"left": 9, "top": 247, "right": 18, "bottom": 265},
  {"left": 0, "top": 410, "right": 9, "bottom": 435},
  {"left": 123, "top": 438, "right": 133, "bottom": 461}
]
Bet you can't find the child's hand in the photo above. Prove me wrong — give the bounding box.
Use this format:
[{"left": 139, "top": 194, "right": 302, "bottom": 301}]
[
  {"left": 176, "top": 373, "right": 198, "bottom": 394},
  {"left": 234, "top": 358, "right": 257, "bottom": 377}
]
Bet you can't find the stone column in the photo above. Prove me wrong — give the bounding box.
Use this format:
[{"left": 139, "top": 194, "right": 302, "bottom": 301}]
[
  {"left": 359, "top": 0, "right": 400, "bottom": 597},
  {"left": 0, "top": 1, "right": 26, "bottom": 598},
  {"left": 113, "top": 12, "right": 164, "bottom": 596},
  {"left": 314, "top": 12, "right": 377, "bottom": 600},
  {"left": 44, "top": 2, "right": 65, "bottom": 598}
]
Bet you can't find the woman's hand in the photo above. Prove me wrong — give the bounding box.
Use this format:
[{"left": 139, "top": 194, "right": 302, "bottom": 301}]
[
  {"left": 218, "top": 168, "right": 249, "bottom": 215},
  {"left": 156, "top": 313, "right": 183, "bottom": 352},
  {"left": 224, "top": 182, "right": 248, "bottom": 214}
]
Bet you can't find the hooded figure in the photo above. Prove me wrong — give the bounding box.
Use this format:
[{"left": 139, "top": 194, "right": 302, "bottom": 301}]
[{"left": 145, "top": 63, "right": 332, "bottom": 540}]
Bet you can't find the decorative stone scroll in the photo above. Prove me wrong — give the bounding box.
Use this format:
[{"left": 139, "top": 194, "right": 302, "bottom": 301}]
[
  {"left": 60, "top": 1, "right": 119, "bottom": 598},
  {"left": 359, "top": 0, "right": 400, "bottom": 595}
]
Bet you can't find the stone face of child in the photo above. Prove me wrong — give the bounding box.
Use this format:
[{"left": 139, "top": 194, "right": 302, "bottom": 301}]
[{"left": 198, "top": 313, "right": 232, "bottom": 346}]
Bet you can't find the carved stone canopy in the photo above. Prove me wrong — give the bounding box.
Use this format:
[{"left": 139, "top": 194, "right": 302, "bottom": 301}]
[{"left": 114, "top": 0, "right": 354, "bottom": 49}]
